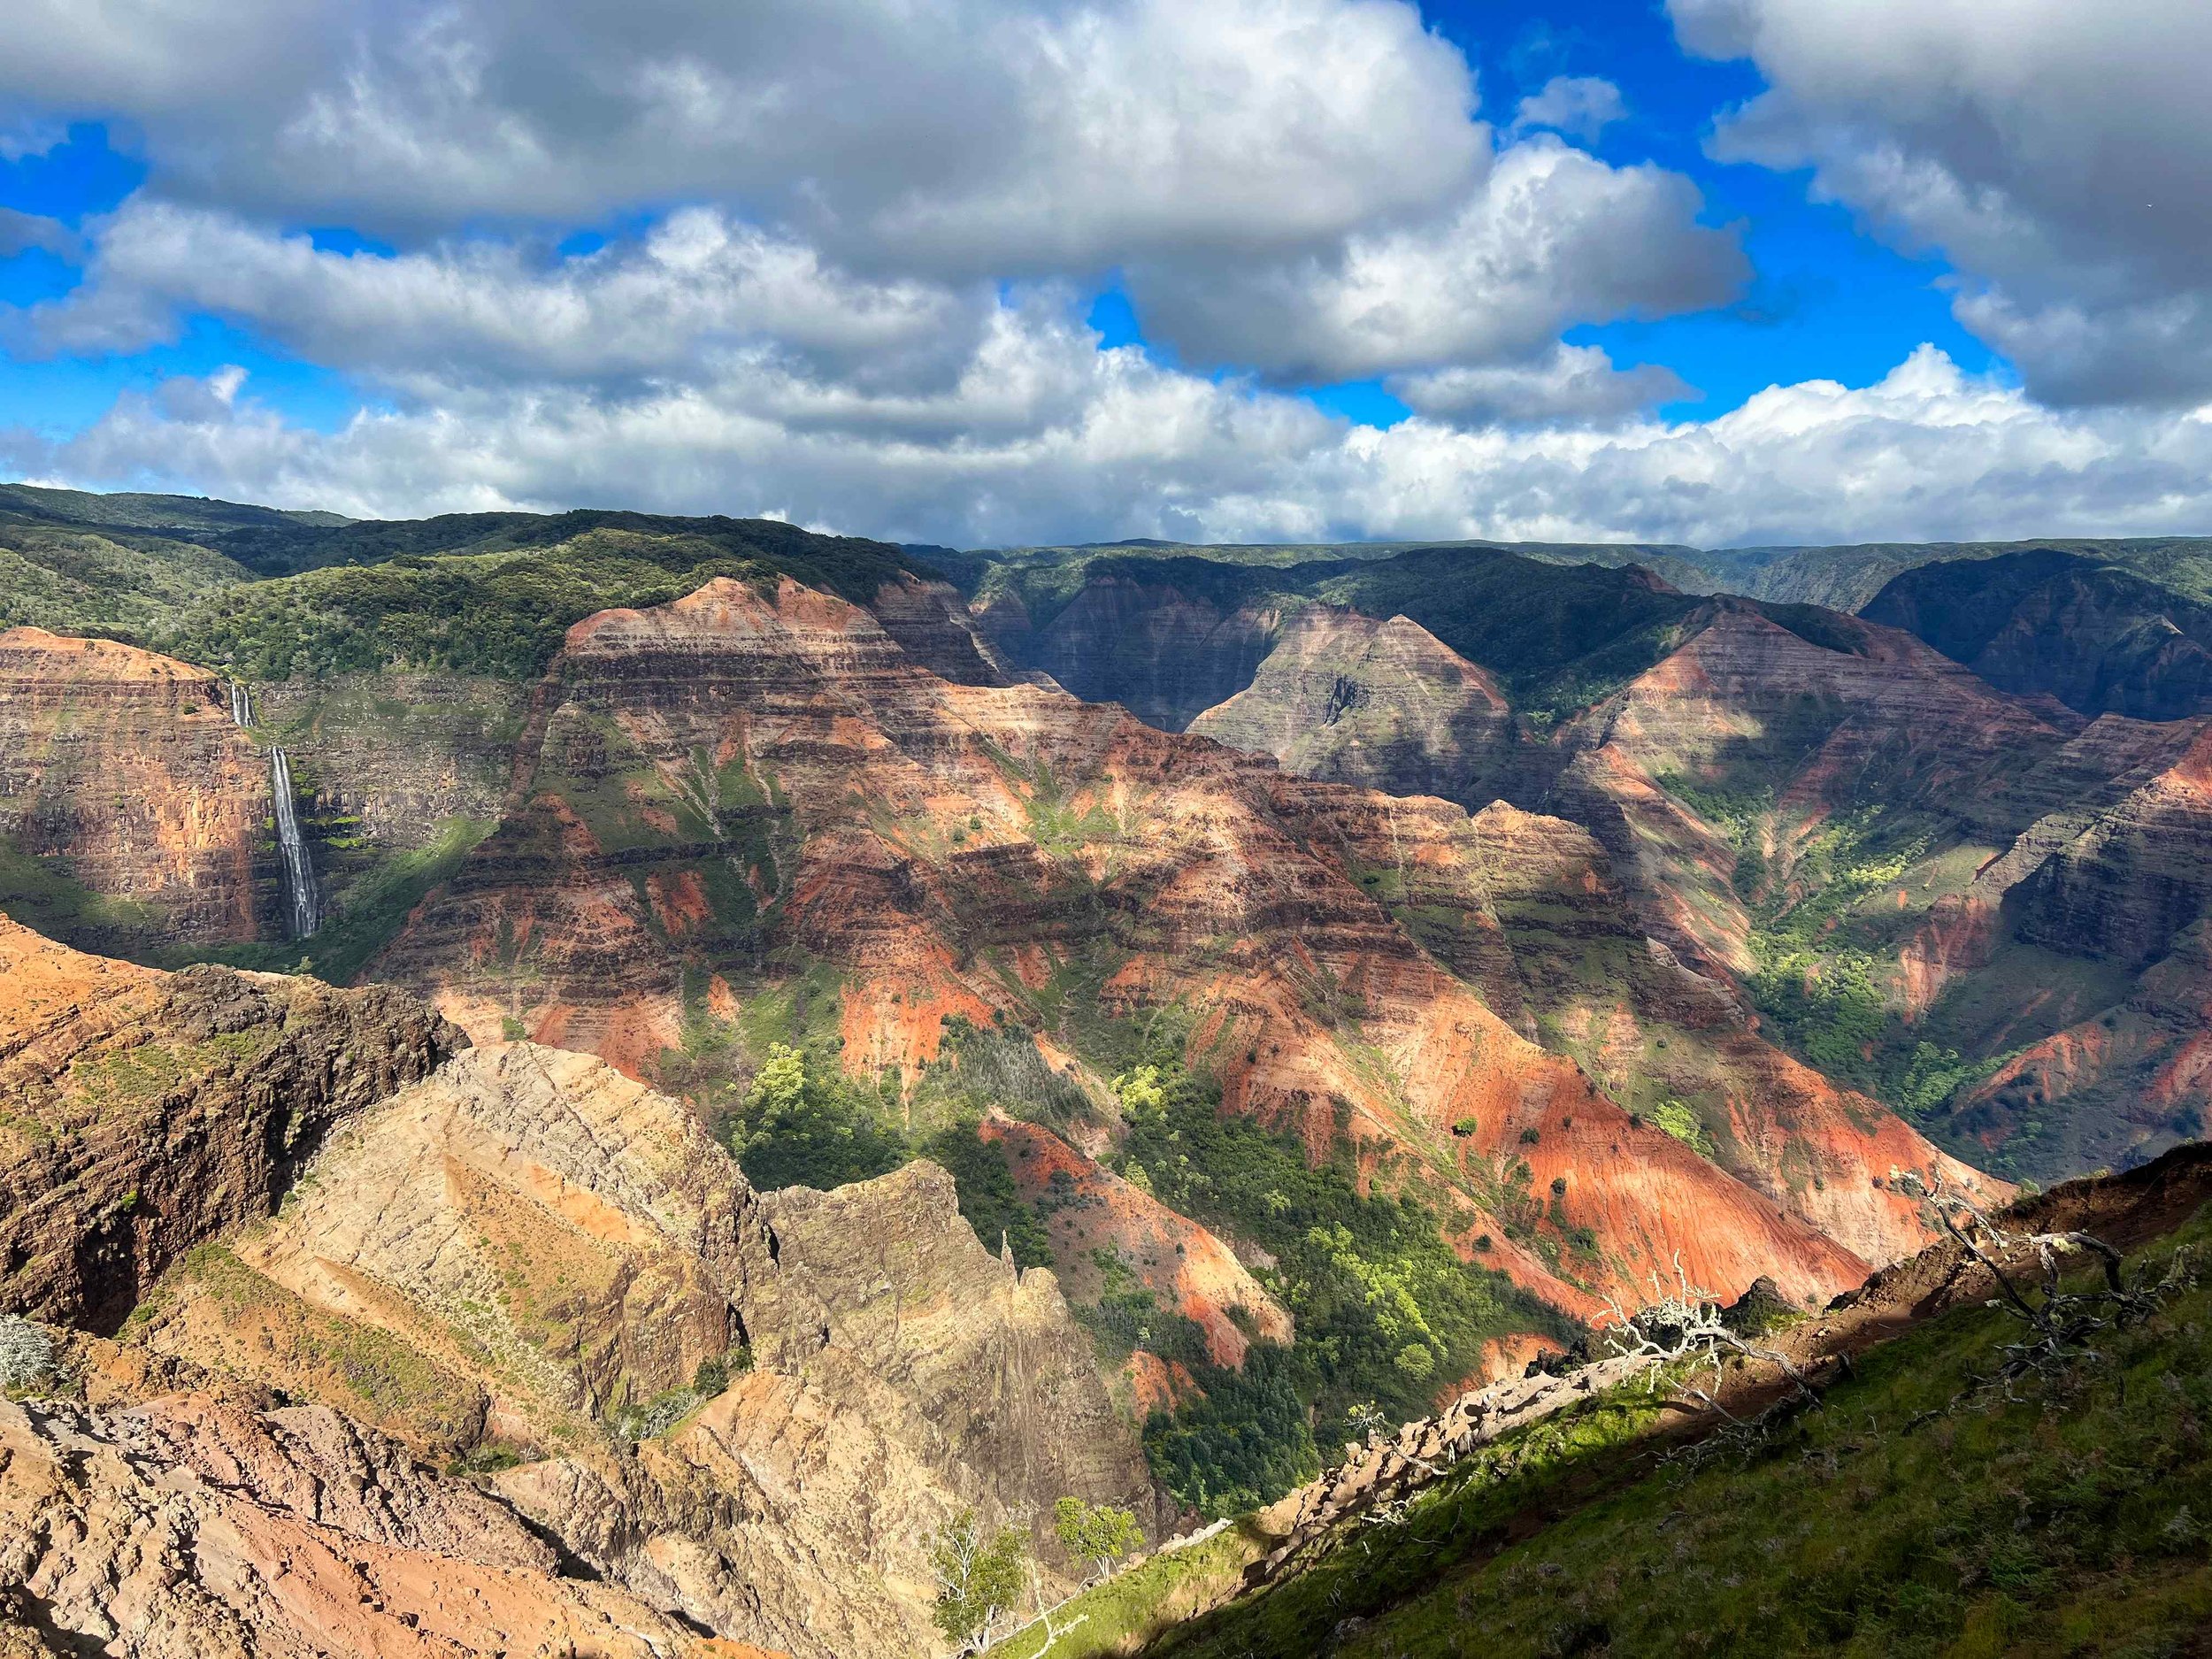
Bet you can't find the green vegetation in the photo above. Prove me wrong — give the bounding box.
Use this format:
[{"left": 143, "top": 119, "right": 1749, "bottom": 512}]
[
  {"left": 706, "top": 1023, "right": 1051, "bottom": 1270},
  {"left": 725, "top": 1041, "right": 910, "bottom": 1193},
  {"left": 156, "top": 522, "right": 895, "bottom": 680},
  {"left": 66, "top": 1030, "right": 280, "bottom": 1111},
  {"left": 1070, "top": 1025, "right": 1575, "bottom": 1517},
  {"left": 933, "top": 1508, "right": 1033, "bottom": 1654},
  {"left": 1055, "top": 1496, "right": 1148, "bottom": 1582},
  {"left": 0, "top": 843, "right": 165, "bottom": 953},
  {"left": 1012, "top": 1198, "right": 2212, "bottom": 1659},
  {"left": 1114, "top": 1051, "right": 1569, "bottom": 1432},
  {"left": 134, "top": 1244, "right": 485, "bottom": 1452},
  {"left": 0, "top": 521, "right": 250, "bottom": 639},
  {"left": 923, "top": 1118, "right": 1056, "bottom": 1270},
  {"left": 985, "top": 1522, "right": 1267, "bottom": 1659},
  {"left": 677, "top": 971, "right": 1563, "bottom": 1521},
  {"left": 1142, "top": 1342, "right": 1320, "bottom": 1520},
  {"left": 1656, "top": 780, "right": 2016, "bottom": 1140},
  {"left": 0, "top": 492, "right": 927, "bottom": 681},
  {"left": 282, "top": 814, "right": 495, "bottom": 985},
  {"left": 1646, "top": 1096, "right": 1716, "bottom": 1158}
]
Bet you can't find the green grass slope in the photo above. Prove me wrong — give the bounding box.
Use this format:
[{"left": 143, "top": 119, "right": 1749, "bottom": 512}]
[{"left": 992, "top": 1162, "right": 2212, "bottom": 1659}]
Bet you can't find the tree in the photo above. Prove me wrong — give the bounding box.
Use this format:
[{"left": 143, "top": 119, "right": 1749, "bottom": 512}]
[
  {"left": 1052, "top": 1496, "right": 1145, "bottom": 1584},
  {"left": 727, "top": 1041, "right": 907, "bottom": 1192},
  {"left": 749, "top": 1042, "right": 807, "bottom": 1115},
  {"left": 930, "top": 1508, "right": 1028, "bottom": 1654}
]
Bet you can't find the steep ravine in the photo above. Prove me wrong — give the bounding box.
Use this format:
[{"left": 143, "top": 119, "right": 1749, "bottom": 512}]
[{"left": 0, "top": 921, "right": 1157, "bottom": 1659}]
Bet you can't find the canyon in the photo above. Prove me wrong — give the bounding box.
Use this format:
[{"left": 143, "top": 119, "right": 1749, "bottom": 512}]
[{"left": 4, "top": 494, "right": 2212, "bottom": 1655}]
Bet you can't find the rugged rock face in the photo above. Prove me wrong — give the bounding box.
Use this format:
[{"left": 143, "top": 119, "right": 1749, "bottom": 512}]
[
  {"left": 1187, "top": 609, "right": 1517, "bottom": 804},
  {"left": 0, "top": 913, "right": 461, "bottom": 1331},
  {"left": 971, "top": 572, "right": 1280, "bottom": 730},
  {"left": 1863, "top": 548, "right": 2212, "bottom": 721},
  {"left": 127, "top": 1041, "right": 1155, "bottom": 1659},
  {"left": 1550, "top": 604, "right": 2071, "bottom": 970},
  {"left": 0, "top": 1344, "right": 760, "bottom": 1659},
  {"left": 1160, "top": 587, "right": 2212, "bottom": 1185},
  {"left": 980, "top": 1114, "right": 1294, "bottom": 1370},
  {"left": 1920, "top": 724, "right": 2212, "bottom": 1171},
  {"left": 371, "top": 577, "right": 1983, "bottom": 1311},
  {"left": 2009, "top": 723, "right": 2212, "bottom": 970},
  {"left": 866, "top": 572, "right": 1017, "bottom": 686},
  {"left": 0, "top": 627, "right": 271, "bottom": 949},
  {"left": 250, "top": 671, "right": 523, "bottom": 849}
]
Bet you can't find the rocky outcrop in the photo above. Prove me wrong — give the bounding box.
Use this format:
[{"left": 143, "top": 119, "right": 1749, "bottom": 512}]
[
  {"left": 1863, "top": 548, "right": 2212, "bottom": 721},
  {"left": 2009, "top": 723, "right": 2212, "bottom": 970},
  {"left": 129, "top": 1041, "right": 1155, "bottom": 1659},
  {"left": 0, "top": 1353, "right": 752, "bottom": 1659},
  {"left": 972, "top": 572, "right": 1280, "bottom": 730},
  {"left": 249, "top": 671, "right": 524, "bottom": 849},
  {"left": 0, "top": 913, "right": 461, "bottom": 1331},
  {"left": 866, "top": 572, "right": 1016, "bottom": 686},
  {"left": 1251, "top": 1351, "right": 1655, "bottom": 1580},
  {"left": 0, "top": 627, "right": 271, "bottom": 949},
  {"left": 1188, "top": 608, "right": 1517, "bottom": 804}
]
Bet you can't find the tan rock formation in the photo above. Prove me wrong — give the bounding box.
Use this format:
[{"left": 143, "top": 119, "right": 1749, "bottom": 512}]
[
  {"left": 1189, "top": 607, "right": 1514, "bottom": 803},
  {"left": 130, "top": 1041, "right": 1156, "bottom": 1659},
  {"left": 0, "top": 912, "right": 461, "bottom": 1331},
  {"left": 0, "top": 1369, "right": 746, "bottom": 1659}
]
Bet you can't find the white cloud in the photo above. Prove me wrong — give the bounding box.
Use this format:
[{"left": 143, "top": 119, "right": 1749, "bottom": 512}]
[
  {"left": 0, "top": 0, "right": 1486, "bottom": 277},
  {"left": 19, "top": 200, "right": 992, "bottom": 397},
  {"left": 0, "top": 0, "right": 1754, "bottom": 426},
  {"left": 1389, "top": 344, "right": 1693, "bottom": 426},
  {"left": 1127, "top": 139, "right": 1746, "bottom": 381},
  {"left": 1511, "top": 75, "right": 1627, "bottom": 142},
  {"left": 1671, "top": 0, "right": 2212, "bottom": 406},
  {"left": 12, "top": 325, "right": 2208, "bottom": 552}
]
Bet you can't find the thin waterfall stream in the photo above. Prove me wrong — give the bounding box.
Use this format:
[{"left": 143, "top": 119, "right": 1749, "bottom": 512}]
[{"left": 229, "top": 681, "right": 320, "bottom": 939}]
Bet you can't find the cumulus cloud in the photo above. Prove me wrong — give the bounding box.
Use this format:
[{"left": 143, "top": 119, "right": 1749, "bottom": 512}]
[
  {"left": 1511, "top": 76, "right": 1627, "bottom": 142},
  {"left": 1389, "top": 344, "right": 1693, "bottom": 426},
  {"left": 1670, "top": 0, "right": 2212, "bottom": 406},
  {"left": 12, "top": 322, "right": 2209, "bottom": 551},
  {"left": 1127, "top": 139, "right": 1746, "bottom": 381},
  {"left": 0, "top": 0, "right": 1485, "bottom": 276},
  {"left": 0, "top": 0, "right": 1755, "bottom": 434},
  {"left": 19, "top": 200, "right": 993, "bottom": 397}
]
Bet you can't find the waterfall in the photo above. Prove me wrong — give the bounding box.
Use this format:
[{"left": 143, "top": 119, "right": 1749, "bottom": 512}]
[
  {"left": 268, "top": 746, "right": 322, "bottom": 940},
  {"left": 231, "top": 680, "right": 319, "bottom": 938}
]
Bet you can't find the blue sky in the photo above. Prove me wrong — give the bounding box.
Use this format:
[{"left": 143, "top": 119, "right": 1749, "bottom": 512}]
[{"left": 0, "top": 0, "right": 2205, "bottom": 546}]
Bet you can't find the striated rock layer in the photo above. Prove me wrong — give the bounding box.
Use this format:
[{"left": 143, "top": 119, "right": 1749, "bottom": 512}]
[
  {"left": 0, "top": 912, "right": 460, "bottom": 1331},
  {"left": 1188, "top": 587, "right": 2212, "bottom": 1179},
  {"left": 1188, "top": 608, "right": 1517, "bottom": 804},
  {"left": 0, "top": 1378, "right": 745, "bottom": 1659},
  {"left": 0, "top": 627, "right": 272, "bottom": 949},
  {"left": 373, "top": 577, "right": 1993, "bottom": 1311}
]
